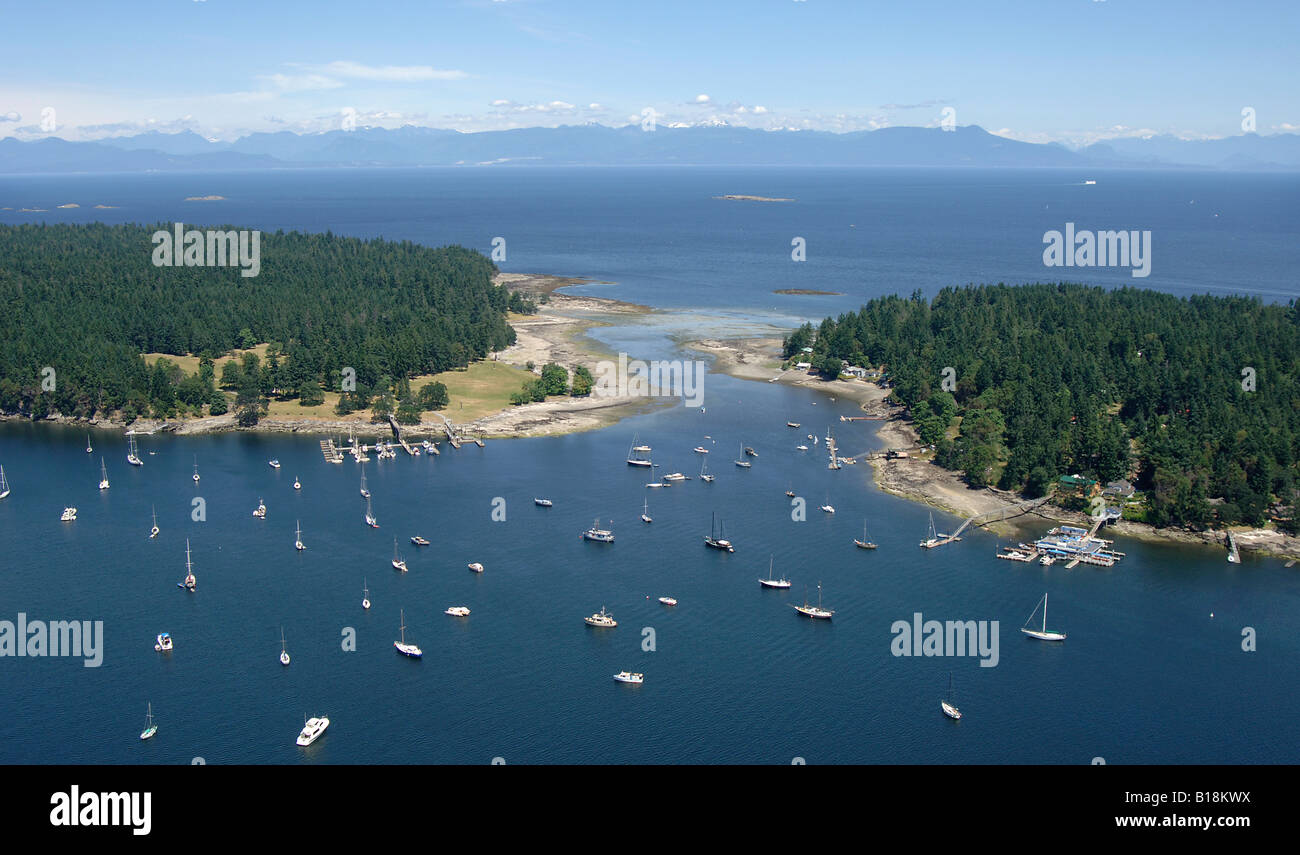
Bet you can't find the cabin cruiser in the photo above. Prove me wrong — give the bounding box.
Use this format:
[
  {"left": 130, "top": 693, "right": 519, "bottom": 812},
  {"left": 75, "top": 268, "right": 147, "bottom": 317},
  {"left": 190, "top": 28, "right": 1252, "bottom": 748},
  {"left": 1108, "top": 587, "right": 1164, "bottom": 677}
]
[
  {"left": 445, "top": 606, "right": 471, "bottom": 617},
  {"left": 468, "top": 562, "right": 484, "bottom": 573},
  {"left": 296, "top": 716, "right": 330, "bottom": 746},
  {"left": 154, "top": 632, "right": 173, "bottom": 652},
  {"left": 584, "top": 607, "right": 617, "bottom": 627},
  {"left": 60, "top": 507, "right": 78, "bottom": 522},
  {"left": 613, "top": 671, "right": 644, "bottom": 684}
]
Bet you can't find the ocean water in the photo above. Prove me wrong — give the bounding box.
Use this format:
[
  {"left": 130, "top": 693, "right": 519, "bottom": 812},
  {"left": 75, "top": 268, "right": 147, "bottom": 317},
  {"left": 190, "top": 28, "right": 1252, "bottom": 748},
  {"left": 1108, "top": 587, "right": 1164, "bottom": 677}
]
[{"left": 0, "top": 167, "right": 1297, "bottom": 764}]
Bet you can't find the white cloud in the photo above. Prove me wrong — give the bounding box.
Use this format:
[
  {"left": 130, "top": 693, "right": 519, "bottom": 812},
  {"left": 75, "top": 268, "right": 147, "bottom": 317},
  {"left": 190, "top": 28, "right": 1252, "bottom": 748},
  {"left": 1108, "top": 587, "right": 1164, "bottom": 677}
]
[{"left": 318, "top": 60, "right": 467, "bottom": 82}]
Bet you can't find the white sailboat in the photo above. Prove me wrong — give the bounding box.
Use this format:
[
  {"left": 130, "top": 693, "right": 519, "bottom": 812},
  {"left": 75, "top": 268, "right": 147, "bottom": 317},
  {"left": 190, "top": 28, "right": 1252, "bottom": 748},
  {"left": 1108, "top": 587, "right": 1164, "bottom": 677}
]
[
  {"left": 734, "top": 443, "right": 752, "bottom": 468},
  {"left": 139, "top": 702, "right": 157, "bottom": 740},
  {"left": 919, "top": 512, "right": 942, "bottom": 548},
  {"left": 0, "top": 465, "right": 10, "bottom": 500},
  {"left": 192, "top": 456, "right": 200, "bottom": 483},
  {"left": 364, "top": 495, "right": 378, "bottom": 528},
  {"left": 1021, "top": 593, "right": 1066, "bottom": 641},
  {"left": 391, "top": 537, "right": 407, "bottom": 572},
  {"left": 85, "top": 434, "right": 93, "bottom": 454},
  {"left": 641, "top": 495, "right": 652, "bottom": 524},
  {"left": 98, "top": 457, "right": 110, "bottom": 490},
  {"left": 359, "top": 465, "right": 370, "bottom": 499},
  {"left": 626, "top": 434, "right": 653, "bottom": 467},
  {"left": 279, "top": 627, "right": 291, "bottom": 665},
  {"left": 293, "top": 476, "right": 301, "bottom": 490},
  {"left": 126, "top": 433, "right": 143, "bottom": 466},
  {"left": 759, "top": 555, "right": 792, "bottom": 589},
  {"left": 362, "top": 578, "right": 371, "bottom": 610},
  {"left": 252, "top": 498, "right": 266, "bottom": 519},
  {"left": 295, "top": 520, "right": 305, "bottom": 551},
  {"left": 394, "top": 608, "right": 422, "bottom": 658},
  {"left": 179, "top": 539, "right": 196, "bottom": 591},
  {"left": 942, "top": 672, "right": 962, "bottom": 720},
  {"left": 149, "top": 505, "right": 159, "bottom": 539},
  {"left": 699, "top": 457, "right": 714, "bottom": 482}
]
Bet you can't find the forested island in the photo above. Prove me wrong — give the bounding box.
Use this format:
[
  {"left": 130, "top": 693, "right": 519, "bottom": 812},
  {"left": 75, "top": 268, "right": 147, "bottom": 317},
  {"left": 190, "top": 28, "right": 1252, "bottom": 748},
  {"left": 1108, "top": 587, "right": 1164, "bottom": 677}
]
[
  {"left": 785, "top": 284, "right": 1299, "bottom": 532},
  {"left": 0, "top": 223, "right": 535, "bottom": 427}
]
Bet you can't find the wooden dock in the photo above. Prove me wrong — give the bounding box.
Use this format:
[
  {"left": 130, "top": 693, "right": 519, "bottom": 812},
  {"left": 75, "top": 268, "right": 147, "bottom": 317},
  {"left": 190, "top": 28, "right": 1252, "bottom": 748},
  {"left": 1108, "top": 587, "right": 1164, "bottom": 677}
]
[{"left": 319, "top": 439, "right": 344, "bottom": 463}]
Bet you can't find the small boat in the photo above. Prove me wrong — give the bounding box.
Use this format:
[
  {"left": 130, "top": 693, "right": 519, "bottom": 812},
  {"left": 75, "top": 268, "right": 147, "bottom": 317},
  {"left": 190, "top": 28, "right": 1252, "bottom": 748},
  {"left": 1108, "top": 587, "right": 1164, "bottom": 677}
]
[
  {"left": 663, "top": 471, "right": 687, "bottom": 482},
  {"left": 391, "top": 538, "right": 407, "bottom": 572},
  {"left": 468, "top": 562, "right": 484, "bottom": 573},
  {"left": 658, "top": 596, "right": 677, "bottom": 606},
  {"left": 279, "top": 627, "right": 291, "bottom": 666},
  {"left": 179, "top": 539, "right": 196, "bottom": 591},
  {"left": 1021, "top": 593, "right": 1066, "bottom": 641},
  {"left": 253, "top": 499, "right": 266, "bottom": 519},
  {"left": 534, "top": 498, "right": 553, "bottom": 507},
  {"left": 820, "top": 501, "right": 835, "bottom": 514},
  {"left": 293, "top": 477, "right": 301, "bottom": 490},
  {"left": 268, "top": 459, "right": 281, "bottom": 469},
  {"left": 704, "top": 512, "right": 734, "bottom": 552},
  {"left": 193, "top": 457, "right": 200, "bottom": 483},
  {"left": 362, "top": 578, "right": 371, "bottom": 610},
  {"left": 149, "top": 505, "right": 159, "bottom": 539},
  {"left": 296, "top": 716, "right": 329, "bottom": 746},
  {"left": 61, "top": 507, "right": 77, "bottom": 522},
  {"left": 613, "top": 671, "right": 644, "bottom": 684},
  {"left": 784, "top": 484, "right": 796, "bottom": 498},
  {"left": 359, "top": 465, "right": 370, "bottom": 499},
  {"left": 787, "top": 421, "right": 801, "bottom": 428},
  {"left": 98, "top": 457, "right": 110, "bottom": 490},
  {"left": 139, "top": 703, "right": 157, "bottom": 740},
  {"left": 85, "top": 434, "right": 93, "bottom": 454},
  {"left": 645, "top": 481, "right": 668, "bottom": 488},
  {"left": 295, "top": 521, "right": 305, "bottom": 551},
  {"left": 699, "top": 458, "right": 714, "bottom": 483},
  {"left": 759, "top": 555, "right": 792, "bottom": 589},
  {"left": 445, "top": 606, "right": 471, "bottom": 617},
  {"left": 734, "top": 444, "right": 752, "bottom": 468},
  {"left": 394, "top": 608, "right": 423, "bottom": 658},
  {"left": 0, "top": 465, "right": 8, "bottom": 500},
  {"left": 796, "top": 444, "right": 808, "bottom": 451},
  {"left": 942, "top": 672, "right": 962, "bottom": 720},
  {"left": 744, "top": 446, "right": 758, "bottom": 457},
  {"left": 410, "top": 535, "right": 430, "bottom": 546},
  {"left": 585, "top": 607, "right": 617, "bottom": 628},
  {"left": 126, "top": 433, "right": 143, "bottom": 466},
  {"left": 641, "top": 496, "right": 652, "bottom": 524},
  {"left": 1083, "top": 179, "right": 1097, "bottom": 185},
  {"left": 854, "top": 520, "right": 876, "bottom": 549},
  {"left": 583, "top": 518, "right": 615, "bottom": 543},
  {"left": 693, "top": 446, "right": 708, "bottom": 454},
  {"left": 1038, "top": 553, "right": 1056, "bottom": 566},
  {"left": 792, "top": 582, "right": 834, "bottom": 619},
  {"left": 364, "top": 496, "right": 378, "bottom": 528},
  {"left": 154, "top": 632, "right": 173, "bottom": 652}
]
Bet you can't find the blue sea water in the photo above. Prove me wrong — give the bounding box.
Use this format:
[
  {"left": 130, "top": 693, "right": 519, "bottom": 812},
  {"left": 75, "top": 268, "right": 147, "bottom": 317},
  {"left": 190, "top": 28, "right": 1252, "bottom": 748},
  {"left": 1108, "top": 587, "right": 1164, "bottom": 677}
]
[{"left": 0, "top": 167, "right": 1297, "bottom": 764}]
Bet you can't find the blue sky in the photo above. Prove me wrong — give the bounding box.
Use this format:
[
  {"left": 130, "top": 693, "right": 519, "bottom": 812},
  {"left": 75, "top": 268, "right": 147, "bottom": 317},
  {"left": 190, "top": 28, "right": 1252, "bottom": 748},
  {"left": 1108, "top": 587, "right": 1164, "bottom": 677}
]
[{"left": 1, "top": 0, "right": 1295, "bottom": 144}]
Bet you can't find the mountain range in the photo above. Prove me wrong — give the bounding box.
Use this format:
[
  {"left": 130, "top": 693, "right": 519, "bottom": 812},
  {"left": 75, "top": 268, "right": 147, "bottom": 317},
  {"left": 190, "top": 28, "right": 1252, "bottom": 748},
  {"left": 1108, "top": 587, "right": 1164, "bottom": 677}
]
[{"left": 2, "top": 124, "right": 1297, "bottom": 174}]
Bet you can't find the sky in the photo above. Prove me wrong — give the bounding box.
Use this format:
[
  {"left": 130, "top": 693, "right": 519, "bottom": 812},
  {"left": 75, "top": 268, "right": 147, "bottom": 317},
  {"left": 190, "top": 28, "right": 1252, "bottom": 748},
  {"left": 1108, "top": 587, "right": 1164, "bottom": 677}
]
[{"left": 0, "top": 0, "right": 1295, "bottom": 145}]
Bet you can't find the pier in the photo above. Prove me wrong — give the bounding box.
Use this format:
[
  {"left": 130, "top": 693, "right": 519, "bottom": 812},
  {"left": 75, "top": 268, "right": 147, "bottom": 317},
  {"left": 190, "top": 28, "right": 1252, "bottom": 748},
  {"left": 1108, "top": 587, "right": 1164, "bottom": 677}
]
[
  {"left": 925, "top": 494, "right": 1056, "bottom": 548},
  {"left": 319, "top": 439, "right": 344, "bottom": 464}
]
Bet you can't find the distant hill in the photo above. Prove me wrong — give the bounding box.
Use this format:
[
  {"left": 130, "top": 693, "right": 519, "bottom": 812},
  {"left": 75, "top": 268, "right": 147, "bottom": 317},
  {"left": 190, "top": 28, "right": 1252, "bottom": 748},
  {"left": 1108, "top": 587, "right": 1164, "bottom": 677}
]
[{"left": 2, "top": 124, "right": 1297, "bottom": 174}]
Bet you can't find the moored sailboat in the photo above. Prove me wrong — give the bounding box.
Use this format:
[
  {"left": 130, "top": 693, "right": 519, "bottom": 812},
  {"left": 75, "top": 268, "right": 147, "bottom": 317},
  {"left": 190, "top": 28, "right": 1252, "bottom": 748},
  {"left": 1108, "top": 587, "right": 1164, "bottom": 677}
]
[
  {"left": 391, "top": 537, "right": 407, "bottom": 572},
  {"left": 759, "top": 555, "right": 792, "bottom": 589},
  {"left": 854, "top": 519, "right": 877, "bottom": 549},
  {"left": 941, "top": 672, "right": 962, "bottom": 720},
  {"left": 0, "top": 465, "right": 8, "bottom": 500},
  {"left": 792, "top": 582, "right": 834, "bottom": 619},
  {"left": 703, "top": 512, "right": 734, "bottom": 552},
  {"left": 1021, "top": 593, "right": 1066, "bottom": 641},
  {"left": 295, "top": 520, "right": 305, "bottom": 551},
  {"left": 126, "top": 433, "right": 143, "bottom": 466},
  {"left": 179, "top": 539, "right": 197, "bottom": 591},
  {"left": 98, "top": 457, "right": 110, "bottom": 490},
  {"left": 394, "top": 609, "right": 422, "bottom": 658},
  {"left": 139, "top": 702, "right": 158, "bottom": 740},
  {"left": 149, "top": 505, "right": 159, "bottom": 539}
]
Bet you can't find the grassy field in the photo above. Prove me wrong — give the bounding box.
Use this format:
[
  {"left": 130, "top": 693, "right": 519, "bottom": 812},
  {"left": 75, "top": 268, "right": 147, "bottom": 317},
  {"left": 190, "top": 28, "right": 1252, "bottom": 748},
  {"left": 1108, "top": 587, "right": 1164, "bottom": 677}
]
[
  {"left": 143, "top": 344, "right": 532, "bottom": 425},
  {"left": 142, "top": 344, "right": 271, "bottom": 376}
]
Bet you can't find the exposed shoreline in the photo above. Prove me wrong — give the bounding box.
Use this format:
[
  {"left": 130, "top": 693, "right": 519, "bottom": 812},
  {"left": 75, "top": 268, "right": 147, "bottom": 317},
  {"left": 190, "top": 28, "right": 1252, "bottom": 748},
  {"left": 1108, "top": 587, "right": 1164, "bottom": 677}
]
[{"left": 685, "top": 335, "right": 1300, "bottom": 563}]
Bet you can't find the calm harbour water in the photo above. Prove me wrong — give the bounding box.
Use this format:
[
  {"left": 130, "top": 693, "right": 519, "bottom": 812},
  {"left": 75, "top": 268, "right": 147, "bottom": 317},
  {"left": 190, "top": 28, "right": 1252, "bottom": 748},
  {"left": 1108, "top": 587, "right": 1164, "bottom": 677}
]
[{"left": 0, "top": 167, "right": 1297, "bottom": 763}]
